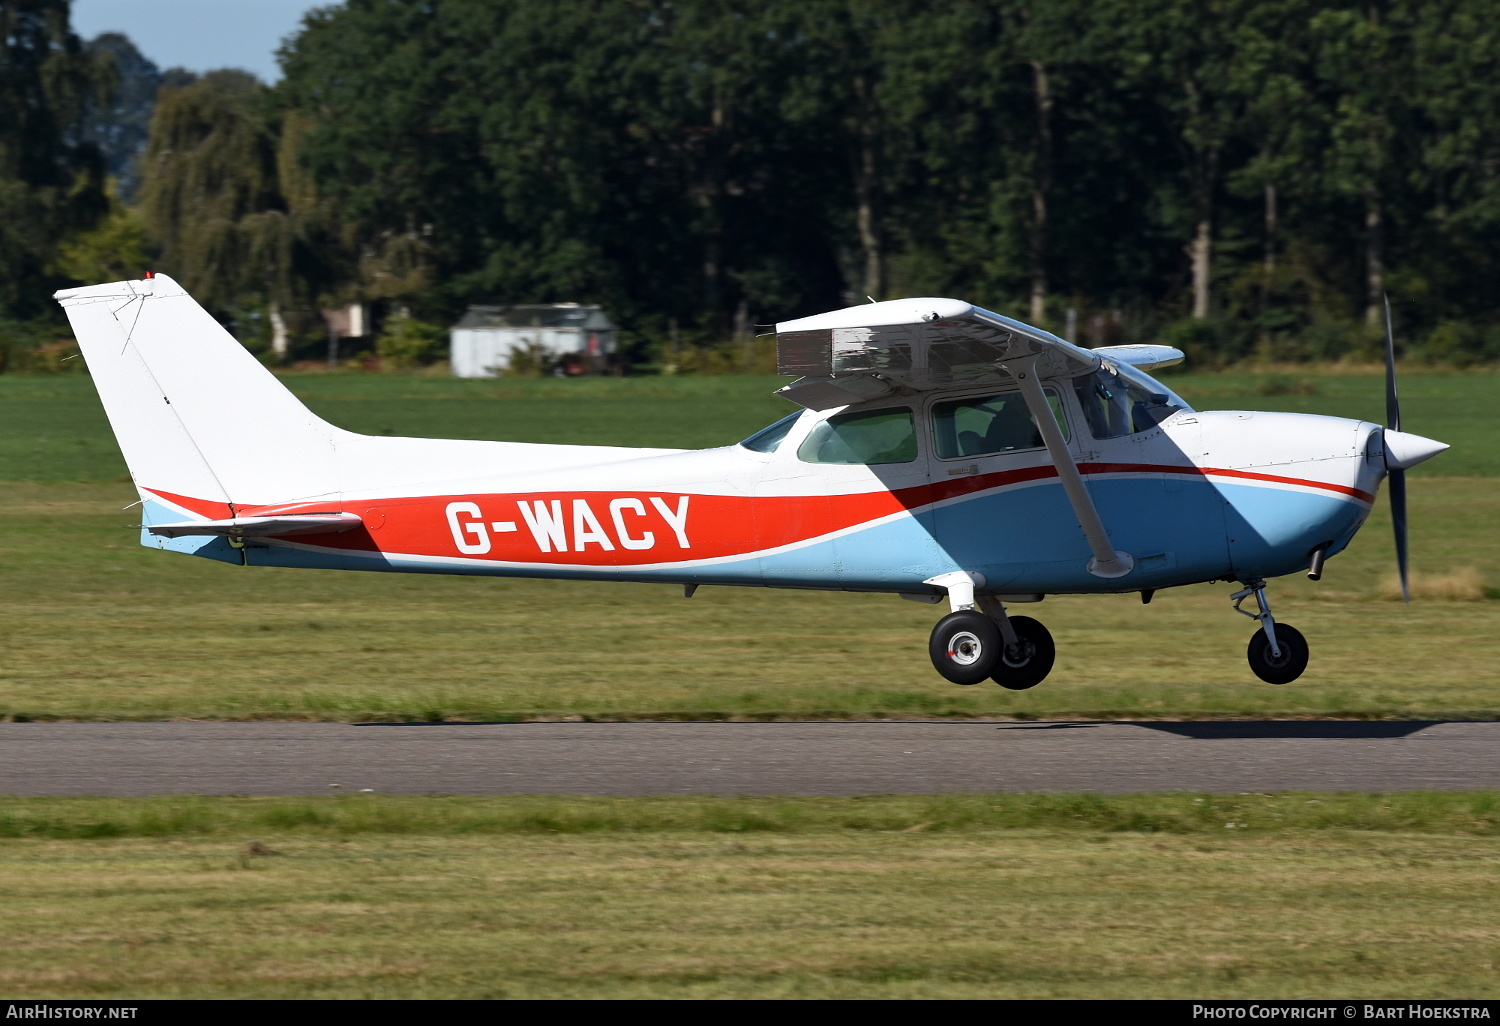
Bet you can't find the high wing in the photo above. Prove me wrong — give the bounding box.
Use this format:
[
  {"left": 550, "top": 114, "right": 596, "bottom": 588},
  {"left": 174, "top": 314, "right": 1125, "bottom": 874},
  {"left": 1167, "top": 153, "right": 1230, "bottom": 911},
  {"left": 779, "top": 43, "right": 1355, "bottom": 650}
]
[
  {"left": 773, "top": 298, "right": 1102, "bottom": 411},
  {"left": 775, "top": 297, "right": 1140, "bottom": 579}
]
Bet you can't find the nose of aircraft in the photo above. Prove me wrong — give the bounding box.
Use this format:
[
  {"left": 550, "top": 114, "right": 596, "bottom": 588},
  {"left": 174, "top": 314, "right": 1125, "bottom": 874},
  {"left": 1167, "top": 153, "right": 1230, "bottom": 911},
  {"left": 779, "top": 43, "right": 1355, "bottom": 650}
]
[{"left": 1382, "top": 429, "right": 1449, "bottom": 471}]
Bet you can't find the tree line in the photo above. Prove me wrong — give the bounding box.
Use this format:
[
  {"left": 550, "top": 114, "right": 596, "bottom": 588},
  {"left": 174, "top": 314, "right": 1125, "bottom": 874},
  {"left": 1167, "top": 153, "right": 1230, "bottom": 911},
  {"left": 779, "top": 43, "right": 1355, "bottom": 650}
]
[{"left": 5, "top": 0, "right": 1500, "bottom": 371}]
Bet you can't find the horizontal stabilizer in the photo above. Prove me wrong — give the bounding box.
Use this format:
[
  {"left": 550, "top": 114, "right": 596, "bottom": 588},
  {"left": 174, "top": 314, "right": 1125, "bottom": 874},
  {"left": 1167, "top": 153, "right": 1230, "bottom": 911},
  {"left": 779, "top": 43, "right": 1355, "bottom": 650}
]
[{"left": 146, "top": 513, "right": 364, "bottom": 539}]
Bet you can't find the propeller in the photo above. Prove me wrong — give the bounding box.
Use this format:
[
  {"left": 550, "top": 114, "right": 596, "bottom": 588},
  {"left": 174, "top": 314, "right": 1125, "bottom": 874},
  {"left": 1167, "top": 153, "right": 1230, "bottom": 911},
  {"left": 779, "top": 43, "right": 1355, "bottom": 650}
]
[
  {"left": 1377, "top": 304, "right": 1450, "bottom": 602},
  {"left": 1383, "top": 294, "right": 1409, "bottom": 603}
]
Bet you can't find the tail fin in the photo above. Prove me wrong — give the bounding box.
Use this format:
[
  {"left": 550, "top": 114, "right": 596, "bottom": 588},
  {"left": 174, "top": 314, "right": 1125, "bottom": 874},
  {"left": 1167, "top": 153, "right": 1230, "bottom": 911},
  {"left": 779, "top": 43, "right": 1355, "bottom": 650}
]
[
  {"left": 55, "top": 275, "right": 338, "bottom": 510},
  {"left": 56, "top": 274, "right": 682, "bottom": 559}
]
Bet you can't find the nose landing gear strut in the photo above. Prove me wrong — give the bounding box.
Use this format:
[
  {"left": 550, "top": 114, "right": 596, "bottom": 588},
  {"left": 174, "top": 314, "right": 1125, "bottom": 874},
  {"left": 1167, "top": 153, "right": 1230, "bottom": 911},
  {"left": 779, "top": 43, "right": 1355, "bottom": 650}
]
[{"left": 1231, "top": 579, "right": 1309, "bottom": 684}]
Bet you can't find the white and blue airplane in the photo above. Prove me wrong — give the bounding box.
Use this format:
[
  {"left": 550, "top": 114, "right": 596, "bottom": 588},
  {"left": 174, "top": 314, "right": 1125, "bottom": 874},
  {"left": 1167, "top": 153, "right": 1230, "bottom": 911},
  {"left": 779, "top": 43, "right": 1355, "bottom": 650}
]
[{"left": 56, "top": 276, "right": 1447, "bottom": 687}]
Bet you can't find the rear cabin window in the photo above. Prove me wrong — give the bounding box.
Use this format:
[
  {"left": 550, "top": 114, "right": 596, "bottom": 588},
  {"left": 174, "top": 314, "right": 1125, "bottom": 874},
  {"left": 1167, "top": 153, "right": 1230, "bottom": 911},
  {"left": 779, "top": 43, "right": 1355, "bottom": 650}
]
[
  {"left": 932, "top": 390, "right": 1068, "bottom": 459},
  {"left": 797, "top": 407, "right": 917, "bottom": 465},
  {"left": 1073, "top": 365, "right": 1180, "bottom": 439}
]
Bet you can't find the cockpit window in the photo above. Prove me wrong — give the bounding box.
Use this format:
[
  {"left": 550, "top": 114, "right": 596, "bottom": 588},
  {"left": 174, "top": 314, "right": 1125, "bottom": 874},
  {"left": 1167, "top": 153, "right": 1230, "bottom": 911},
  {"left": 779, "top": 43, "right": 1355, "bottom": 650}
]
[
  {"left": 1073, "top": 364, "right": 1182, "bottom": 439},
  {"left": 932, "top": 389, "right": 1068, "bottom": 459},
  {"left": 739, "top": 412, "right": 801, "bottom": 453},
  {"left": 797, "top": 407, "right": 917, "bottom": 465}
]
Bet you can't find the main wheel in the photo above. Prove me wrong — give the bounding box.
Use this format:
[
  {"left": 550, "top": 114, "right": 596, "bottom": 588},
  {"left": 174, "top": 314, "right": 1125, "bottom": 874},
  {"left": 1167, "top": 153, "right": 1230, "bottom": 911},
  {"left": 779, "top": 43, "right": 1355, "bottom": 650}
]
[
  {"left": 929, "top": 610, "right": 1002, "bottom": 685},
  {"left": 1246, "top": 623, "right": 1309, "bottom": 684},
  {"left": 990, "top": 615, "right": 1056, "bottom": 691}
]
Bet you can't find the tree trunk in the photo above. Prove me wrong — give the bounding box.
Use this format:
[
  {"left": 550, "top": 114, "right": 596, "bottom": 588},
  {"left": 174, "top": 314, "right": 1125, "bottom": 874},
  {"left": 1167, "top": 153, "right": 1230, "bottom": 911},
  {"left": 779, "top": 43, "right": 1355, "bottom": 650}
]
[
  {"left": 1190, "top": 216, "right": 1212, "bottom": 320},
  {"left": 854, "top": 141, "right": 881, "bottom": 299},
  {"left": 269, "top": 301, "right": 288, "bottom": 359},
  {"left": 1259, "top": 183, "right": 1277, "bottom": 346},
  {"left": 852, "top": 74, "right": 882, "bottom": 300},
  {"left": 698, "top": 87, "right": 726, "bottom": 327},
  {"left": 1029, "top": 60, "right": 1053, "bottom": 326},
  {"left": 1364, "top": 192, "right": 1384, "bottom": 327},
  {"left": 1263, "top": 182, "right": 1277, "bottom": 276}
]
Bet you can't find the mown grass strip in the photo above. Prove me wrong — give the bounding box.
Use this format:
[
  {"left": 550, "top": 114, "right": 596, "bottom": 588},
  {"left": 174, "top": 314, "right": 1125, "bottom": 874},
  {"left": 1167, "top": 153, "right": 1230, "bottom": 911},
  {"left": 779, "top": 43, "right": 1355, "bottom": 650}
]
[{"left": 1, "top": 792, "right": 1496, "bottom": 840}]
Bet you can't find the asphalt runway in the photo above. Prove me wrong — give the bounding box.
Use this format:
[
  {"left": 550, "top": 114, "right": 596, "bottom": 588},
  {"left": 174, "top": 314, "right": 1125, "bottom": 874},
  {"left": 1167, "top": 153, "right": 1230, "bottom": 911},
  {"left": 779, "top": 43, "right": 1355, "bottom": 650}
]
[{"left": 1, "top": 720, "right": 1498, "bottom": 795}]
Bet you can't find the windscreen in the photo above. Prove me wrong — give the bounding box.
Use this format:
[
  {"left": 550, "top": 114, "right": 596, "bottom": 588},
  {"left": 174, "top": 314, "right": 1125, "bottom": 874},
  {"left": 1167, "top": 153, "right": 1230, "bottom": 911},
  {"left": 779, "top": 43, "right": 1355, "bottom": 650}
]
[
  {"left": 739, "top": 412, "right": 802, "bottom": 453},
  {"left": 1073, "top": 363, "right": 1188, "bottom": 438}
]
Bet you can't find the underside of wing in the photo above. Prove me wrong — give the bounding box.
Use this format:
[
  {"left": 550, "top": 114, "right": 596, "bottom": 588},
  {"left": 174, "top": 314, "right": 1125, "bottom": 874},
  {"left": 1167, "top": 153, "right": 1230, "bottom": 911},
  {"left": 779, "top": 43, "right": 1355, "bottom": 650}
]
[{"left": 773, "top": 299, "right": 1102, "bottom": 410}]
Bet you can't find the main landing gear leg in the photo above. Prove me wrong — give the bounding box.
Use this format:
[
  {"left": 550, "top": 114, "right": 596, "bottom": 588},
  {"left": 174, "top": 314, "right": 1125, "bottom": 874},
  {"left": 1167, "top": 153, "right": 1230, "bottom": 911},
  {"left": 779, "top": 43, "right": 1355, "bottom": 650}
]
[
  {"left": 923, "top": 572, "right": 1055, "bottom": 690},
  {"left": 1231, "top": 579, "right": 1309, "bottom": 685}
]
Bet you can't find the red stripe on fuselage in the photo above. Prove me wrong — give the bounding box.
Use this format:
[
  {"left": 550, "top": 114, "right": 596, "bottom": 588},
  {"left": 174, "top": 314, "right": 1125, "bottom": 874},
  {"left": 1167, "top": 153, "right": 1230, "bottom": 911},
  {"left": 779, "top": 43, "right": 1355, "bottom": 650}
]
[
  {"left": 144, "top": 460, "right": 1368, "bottom": 567},
  {"left": 1081, "top": 462, "right": 1375, "bottom": 504}
]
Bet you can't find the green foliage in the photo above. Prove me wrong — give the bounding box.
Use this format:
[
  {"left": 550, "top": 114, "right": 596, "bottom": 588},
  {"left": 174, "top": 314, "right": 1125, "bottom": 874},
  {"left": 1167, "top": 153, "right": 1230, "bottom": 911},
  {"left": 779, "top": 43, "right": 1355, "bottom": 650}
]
[
  {"left": 258, "top": 0, "right": 1500, "bottom": 361},
  {"left": 0, "top": 319, "right": 82, "bottom": 374},
  {"left": 0, "top": 0, "right": 111, "bottom": 320},
  {"left": 137, "top": 70, "right": 283, "bottom": 313},
  {"left": 48, "top": 184, "right": 150, "bottom": 284},
  {"left": 373, "top": 313, "right": 444, "bottom": 370},
  {"left": 14, "top": 1, "right": 1500, "bottom": 368}
]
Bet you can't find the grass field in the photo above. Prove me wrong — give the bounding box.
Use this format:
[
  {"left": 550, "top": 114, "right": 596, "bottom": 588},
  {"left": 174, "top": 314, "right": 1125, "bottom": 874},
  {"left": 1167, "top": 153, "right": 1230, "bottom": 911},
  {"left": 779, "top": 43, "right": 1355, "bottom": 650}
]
[
  {"left": 1, "top": 370, "right": 1495, "bottom": 482},
  {"left": 0, "top": 792, "right": 1496, "bottom": 998},
  {"left": 1, "top": 371, "right": 1496, "bottom": 721}
]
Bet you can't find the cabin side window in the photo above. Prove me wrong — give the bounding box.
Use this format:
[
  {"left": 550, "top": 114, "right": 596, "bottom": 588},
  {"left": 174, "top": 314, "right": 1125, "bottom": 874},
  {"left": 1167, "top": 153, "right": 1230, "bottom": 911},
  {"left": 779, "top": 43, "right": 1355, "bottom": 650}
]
[
  {"left": 797, "top": 407, "right": 917, "bottom": 465},
  {"left": 1073, "top": 365, "right": 1180, "bottom": 439},
  {"left": 931, "top": 389, "right": 1068, "bottom": 460}
]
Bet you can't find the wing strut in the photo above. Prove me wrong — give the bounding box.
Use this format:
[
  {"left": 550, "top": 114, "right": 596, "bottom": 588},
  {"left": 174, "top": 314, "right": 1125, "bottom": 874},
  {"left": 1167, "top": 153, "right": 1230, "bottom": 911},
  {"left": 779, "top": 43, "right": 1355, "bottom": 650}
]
[{"left": 1009, "top": 357, "right": 1134, "bottom": 579}]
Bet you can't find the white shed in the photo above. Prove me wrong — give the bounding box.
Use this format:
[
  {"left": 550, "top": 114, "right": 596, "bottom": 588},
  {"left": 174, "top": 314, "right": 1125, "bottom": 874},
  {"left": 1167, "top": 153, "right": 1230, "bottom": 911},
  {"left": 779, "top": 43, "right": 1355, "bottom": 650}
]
[{"left": 450, "top": 303, "right": 619, "bottom": 377}]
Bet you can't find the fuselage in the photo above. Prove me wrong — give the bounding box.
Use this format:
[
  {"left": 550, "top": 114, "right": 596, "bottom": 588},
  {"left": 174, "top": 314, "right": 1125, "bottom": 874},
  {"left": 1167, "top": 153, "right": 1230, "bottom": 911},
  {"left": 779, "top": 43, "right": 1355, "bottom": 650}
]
[{"left": 137, "top": 366, "right": 1384, "bottom": 598}]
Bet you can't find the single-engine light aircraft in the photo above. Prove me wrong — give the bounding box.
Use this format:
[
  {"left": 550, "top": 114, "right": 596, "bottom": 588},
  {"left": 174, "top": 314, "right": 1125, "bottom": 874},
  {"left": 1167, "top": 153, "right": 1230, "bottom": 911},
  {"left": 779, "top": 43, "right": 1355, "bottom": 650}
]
[{"left": 56, "top": 276, "right": 1447, "bottom": 687}]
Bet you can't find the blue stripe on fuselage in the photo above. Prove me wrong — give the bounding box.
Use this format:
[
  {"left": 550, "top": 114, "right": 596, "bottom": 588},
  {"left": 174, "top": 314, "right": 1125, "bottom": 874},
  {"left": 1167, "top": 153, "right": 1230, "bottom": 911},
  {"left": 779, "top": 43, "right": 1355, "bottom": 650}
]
[{"left": 221, "top": 473, "right": 1370, "bottom": 592}]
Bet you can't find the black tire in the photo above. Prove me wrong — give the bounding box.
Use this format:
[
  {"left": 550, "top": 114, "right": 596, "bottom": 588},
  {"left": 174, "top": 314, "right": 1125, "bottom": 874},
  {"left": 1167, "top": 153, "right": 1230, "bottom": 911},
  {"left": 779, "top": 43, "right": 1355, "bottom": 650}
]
[
  {"left": 929, "top": 610, "right": 1002, "bottom": 685},
  {"left": 1246, "top": 623, "right": 1309, "bottom": 685},
  {"left": 991, "top": 615, "right": 1056, "bottom": 691}
]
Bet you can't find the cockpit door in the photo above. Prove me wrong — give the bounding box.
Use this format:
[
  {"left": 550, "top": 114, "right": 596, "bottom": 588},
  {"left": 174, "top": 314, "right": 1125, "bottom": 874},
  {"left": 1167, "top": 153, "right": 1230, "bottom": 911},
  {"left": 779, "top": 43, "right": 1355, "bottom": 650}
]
[{"left": 925, "top": 386, "right": 1082, "bottom": 590}]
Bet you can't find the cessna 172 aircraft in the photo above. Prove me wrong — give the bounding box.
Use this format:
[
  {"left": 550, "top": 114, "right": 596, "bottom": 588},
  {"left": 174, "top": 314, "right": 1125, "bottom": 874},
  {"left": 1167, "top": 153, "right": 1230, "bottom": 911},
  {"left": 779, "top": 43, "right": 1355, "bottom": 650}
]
[{"left": 56, "top": 275, "right": 1447, "bottom": 688}]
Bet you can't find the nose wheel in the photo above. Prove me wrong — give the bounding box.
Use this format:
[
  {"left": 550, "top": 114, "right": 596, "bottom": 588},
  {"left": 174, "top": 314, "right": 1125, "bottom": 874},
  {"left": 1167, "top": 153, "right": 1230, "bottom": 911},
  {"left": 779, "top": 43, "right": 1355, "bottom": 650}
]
[{"left": 1232, "top": 580, "right": 1309, "bottom": 684}]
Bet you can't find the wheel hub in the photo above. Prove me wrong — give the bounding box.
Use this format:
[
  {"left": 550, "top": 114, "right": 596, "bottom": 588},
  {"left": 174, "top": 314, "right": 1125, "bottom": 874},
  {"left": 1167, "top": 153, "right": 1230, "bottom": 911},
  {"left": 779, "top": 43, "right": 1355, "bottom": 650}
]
[
  {"left": 1001, "top": 641, "right": 1035, "bottom": 668},
  {"left": 947, "top": 631, "right": 983, "bottom": 666}
]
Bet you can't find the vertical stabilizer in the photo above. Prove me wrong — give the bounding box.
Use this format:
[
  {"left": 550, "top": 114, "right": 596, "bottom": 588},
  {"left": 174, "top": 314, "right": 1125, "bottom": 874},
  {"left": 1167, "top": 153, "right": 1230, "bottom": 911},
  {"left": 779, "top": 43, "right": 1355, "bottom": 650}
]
[{"left": 55, "top": 275, "right": 339, "bottom": 509}]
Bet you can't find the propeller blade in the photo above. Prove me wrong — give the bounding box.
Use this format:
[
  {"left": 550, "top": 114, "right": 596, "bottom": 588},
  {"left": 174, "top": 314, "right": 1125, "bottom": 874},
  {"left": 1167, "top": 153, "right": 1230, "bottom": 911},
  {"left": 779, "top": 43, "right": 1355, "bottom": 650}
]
[
  {"left": 1390, "top": 466, "right": 1409, "bottom": 604},
  {"left": 1383, "top": 293, "right": 1401, "bottom": 432},
  {"left": 1383, "top": 294, "right": 1409, "bottom": 603}
]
